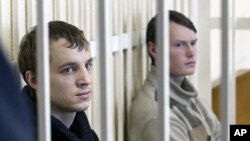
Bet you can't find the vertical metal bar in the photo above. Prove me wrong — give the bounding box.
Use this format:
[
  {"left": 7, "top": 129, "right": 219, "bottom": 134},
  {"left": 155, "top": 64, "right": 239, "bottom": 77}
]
[
  {"left": 221, "top": 0, "right": 235, "bottom": 140},
  {"left": 116, "top": 0, "right": 125, "bottom": 140},
  {"left": 231, "top": 0, "right": 236, "bottom": 125},
  {"left": 37, "top": 0, "right": 51, "bottom": 141},
  {"left": 97, "top": 0, "right": 114, "bottom": 141},
  {"left": 125, "top": 0, "right": 133, "bottom": 140},
  {"left": 157, "top": 0, "right": 169, "bottom": 141},
  {"left": 141, "top": 0, "right": 148, "bottom": 81},
  {"left": 134, "top": 0, "right": 144, "bottom": 85}
]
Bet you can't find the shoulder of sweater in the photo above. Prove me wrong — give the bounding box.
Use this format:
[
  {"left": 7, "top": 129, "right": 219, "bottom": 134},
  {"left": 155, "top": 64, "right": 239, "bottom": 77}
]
[{"left": 130, "top": 85, "right": 157, "bottom": 124}]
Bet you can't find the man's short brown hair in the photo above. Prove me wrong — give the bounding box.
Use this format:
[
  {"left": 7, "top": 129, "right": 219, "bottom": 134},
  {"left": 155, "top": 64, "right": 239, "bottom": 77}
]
[{"left": 18, "top": 21, "right": 89, "bottom": 84}]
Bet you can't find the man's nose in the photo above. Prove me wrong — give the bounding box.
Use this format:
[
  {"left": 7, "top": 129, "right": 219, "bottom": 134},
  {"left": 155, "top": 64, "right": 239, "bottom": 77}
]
[
  {"left": 186, "top": 44, "right": 196, "bottom": 57},
  {"left": 76, "top": 68, "right": 91, "bottom": 86}
]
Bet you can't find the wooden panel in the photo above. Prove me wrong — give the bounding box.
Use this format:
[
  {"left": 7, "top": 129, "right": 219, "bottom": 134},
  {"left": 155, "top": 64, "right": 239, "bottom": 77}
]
[{"left": 212, "top": 70, "right": 250, "bottom": 124}]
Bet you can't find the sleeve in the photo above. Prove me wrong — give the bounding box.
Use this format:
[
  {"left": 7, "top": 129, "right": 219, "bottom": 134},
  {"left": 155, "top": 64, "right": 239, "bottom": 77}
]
[
  {"left": 141, "top": 116, "right": 190, "bottom": 141},
  {"left": 213, "top": 120, "right": 221, "bottom": 141},
  {"left": 209, "top": 110, "right": 221, "bottom": 141},
  {"left": 91, "top": 129, "right": 100, "bottom": 141},
  {"left": 170, "top": 114, "right": 190, "bottom": 141},
  {"left": 142, "top": 119, "right": 157, "bottom": 141},
  {"left": 0, "top": 47, "right": 36, "bottom": 141},
  {"left": 197, "top": 97, "right": 221, "bottom": 141}
]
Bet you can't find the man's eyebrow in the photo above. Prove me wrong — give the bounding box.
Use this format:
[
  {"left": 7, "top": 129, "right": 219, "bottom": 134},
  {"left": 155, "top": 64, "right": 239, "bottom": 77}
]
[
  {"left": 87, "top": 58, "right": 93, "bottom": 63},
  {"left": 58, "top": 62, "right": 77, "bottom": 69},
  {"left": 58, "top": 58, "right": 93, "bottom": 69},
  {"left": 176, "top": 39, "right": 198, "bottom": 43},
  {"left": 191, "top": 39, "right": 198, "bottom": 42}
]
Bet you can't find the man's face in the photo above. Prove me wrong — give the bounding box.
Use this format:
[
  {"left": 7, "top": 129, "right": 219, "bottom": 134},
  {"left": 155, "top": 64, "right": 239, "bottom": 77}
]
[
  {"left": 169, "top": 22, "right": 197, "bottom": 76},
  {"left": 49, "top": 38, "right": 93, "bottom": 114}
]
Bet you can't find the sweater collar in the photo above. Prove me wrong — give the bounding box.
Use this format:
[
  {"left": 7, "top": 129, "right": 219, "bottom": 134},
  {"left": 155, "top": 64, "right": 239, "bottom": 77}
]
[
  {"left": 147, "top": 66, "right": 197, "bottom": 105},
  {"left": 51, "top": 112, "right": 94, "bottom": 141},
  {"left": 170, "top": 78, "right": 198, "bottom": 106},
  {"left": 51, "top": 112, "right": 96, "bottom": 141}
]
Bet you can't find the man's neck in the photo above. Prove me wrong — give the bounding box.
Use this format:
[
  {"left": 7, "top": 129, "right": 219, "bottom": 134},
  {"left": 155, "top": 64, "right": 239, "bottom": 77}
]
[
  {"left": 51, "top": 110, "right": 76, "bottom": 128},
  {"left": 170, "top": 75, "right": 184, "bottom": 86}
]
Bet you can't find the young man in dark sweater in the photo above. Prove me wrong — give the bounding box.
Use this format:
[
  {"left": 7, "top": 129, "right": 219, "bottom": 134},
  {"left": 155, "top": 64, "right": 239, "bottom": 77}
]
[{"left": 18, "top": 21, "right": 99, "bottom": 141}]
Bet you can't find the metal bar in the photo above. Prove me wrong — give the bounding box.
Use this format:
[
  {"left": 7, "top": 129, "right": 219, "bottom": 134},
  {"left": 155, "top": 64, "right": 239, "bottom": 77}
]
[
  {"left": 37, "top": 0, "right": 51, "bottom": 141},
  {"left": 221, "top": 0, "right": 235, "bottom": 140},
  {"left": 97, "top": 0, "right": 114, "bottom": 141},
  {"left": 157, "top": 0, "right": 169, "bottom": 141},
  {"left": 125, "top": 0, "right": 133, "bottom": 140},
  {"left": 115, "top": 0, "right": 125, "bottom": 140}
]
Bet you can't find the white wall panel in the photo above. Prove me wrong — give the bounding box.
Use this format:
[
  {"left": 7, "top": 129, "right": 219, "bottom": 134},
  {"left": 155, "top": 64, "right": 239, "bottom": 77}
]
[
  {"left": 12, "top": 0, "right": 26, "bottom": 59},
  {"left": 195, "top": 0, "right": 212, "bottom": 104},
  {"left": 68, "top": 0, "right": 80, "bottom": 26},
  {"left": 0, "top": 0, "right": 1, "bottom": 40},
  {"left": 53, "top": 0, "right": 67, "bottom": 21},
  {"left": 0, "top": 0, "right": 12, "bottom": 58},
  {"left": 26, "top": 0, "right": 37, "bottom": 29}
]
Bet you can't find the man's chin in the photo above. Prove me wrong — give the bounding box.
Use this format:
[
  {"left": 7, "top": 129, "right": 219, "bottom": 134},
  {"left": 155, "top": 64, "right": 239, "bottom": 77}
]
[
  {"left": 185, "top": 71, "right": 195, "bottom": 76},
  {"left": 75, "top": 103, "right": 90, "bottom": 112}
]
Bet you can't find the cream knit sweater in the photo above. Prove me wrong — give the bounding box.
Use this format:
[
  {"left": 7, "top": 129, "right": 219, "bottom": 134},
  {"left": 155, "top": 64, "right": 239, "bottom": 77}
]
[{"left": 129, "top": 66, "right": 221, "bottom": 141}]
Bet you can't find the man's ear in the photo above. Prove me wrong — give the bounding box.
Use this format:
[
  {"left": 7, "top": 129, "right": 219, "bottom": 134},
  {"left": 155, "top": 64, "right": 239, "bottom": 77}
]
[
  {"left": 147, "top": 41, "right": 157, "bottom": 60},
  {"left": 25, "top": 70, "right": 38, "bottom": 90}
]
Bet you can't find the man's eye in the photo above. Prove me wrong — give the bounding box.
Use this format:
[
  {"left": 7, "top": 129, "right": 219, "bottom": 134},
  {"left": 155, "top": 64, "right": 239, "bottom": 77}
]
[
  {"left": 191, "top": 41, "right": 197, "bottom": 47},
  {"left": 62, "top": 67, "right": 75, "bottom": 74},
  {"left": 85, "top": 63, "right": 93, "bottom": 71},
  {"left": 176, "top": 43, "right": 183, "bottom": 48}
]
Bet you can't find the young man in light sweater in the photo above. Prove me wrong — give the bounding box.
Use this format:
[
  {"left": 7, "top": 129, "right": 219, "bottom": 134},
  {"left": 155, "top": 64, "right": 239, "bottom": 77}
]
[{"left": 129, "top": 10, "right": 221, "bottom": 141}]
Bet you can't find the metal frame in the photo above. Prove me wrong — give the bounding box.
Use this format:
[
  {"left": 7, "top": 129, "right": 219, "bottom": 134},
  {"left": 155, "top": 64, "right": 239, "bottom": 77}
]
[
  {"left": 157, "top": 0, "right": 170, "bottom": 141},
  {"left": 97, "top": 0, "right": 114, "bottom": 141},
  {"left": 221, "top": 0, "right": 236, "bottom": 140},
  {"left": 37, "top": 0, "right": 51, "bottom": 141}
]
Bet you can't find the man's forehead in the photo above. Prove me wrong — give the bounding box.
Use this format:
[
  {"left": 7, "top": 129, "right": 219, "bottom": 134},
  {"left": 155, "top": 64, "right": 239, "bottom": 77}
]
[
  {"left": 49, "top": 46, "right": 91, "bottom": 62},
  {"left": 169, "top": 22, "right": 195, "bottom": 32}
]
